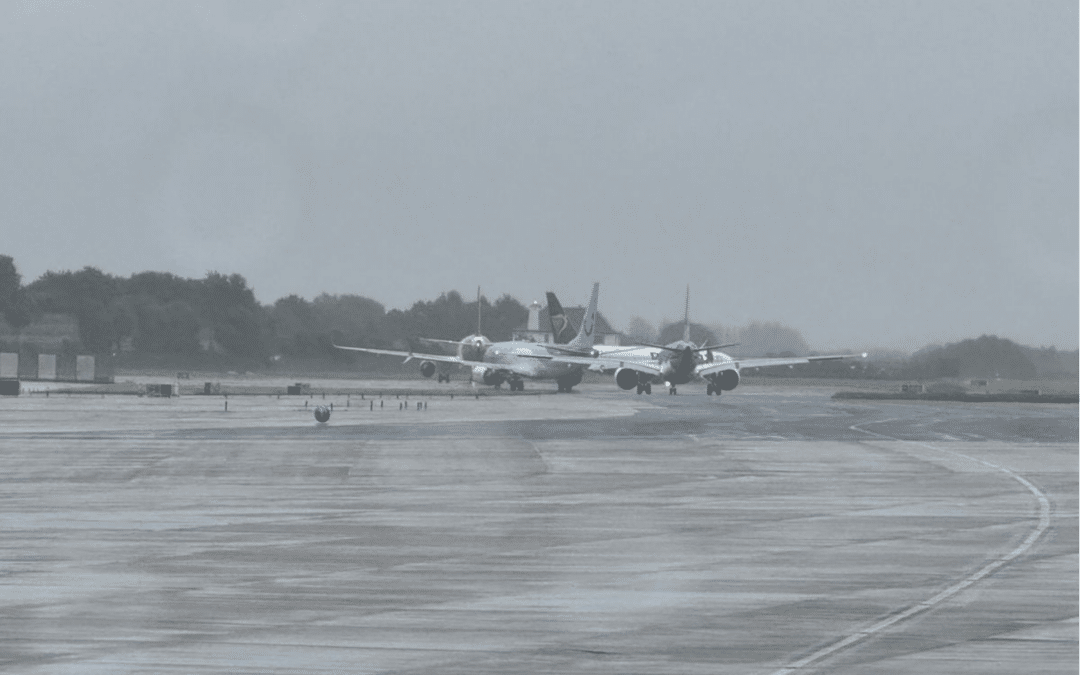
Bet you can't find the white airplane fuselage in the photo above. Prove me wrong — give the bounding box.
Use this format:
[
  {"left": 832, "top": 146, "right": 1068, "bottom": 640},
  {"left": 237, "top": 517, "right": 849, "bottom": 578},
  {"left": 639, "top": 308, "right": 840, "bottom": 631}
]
[
  {"left": 591, "top": 342, "right": 737, "bottom": 385},
  {"left": 483, "top": 341, "right": 583, "bottom": 380}
]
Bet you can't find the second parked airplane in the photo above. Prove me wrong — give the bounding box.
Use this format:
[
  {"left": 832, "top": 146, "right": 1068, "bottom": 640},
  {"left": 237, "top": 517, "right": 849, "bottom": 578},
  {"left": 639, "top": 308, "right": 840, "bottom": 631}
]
[{"left": 334, "top": 283, "right": 602, "bottom": 392}]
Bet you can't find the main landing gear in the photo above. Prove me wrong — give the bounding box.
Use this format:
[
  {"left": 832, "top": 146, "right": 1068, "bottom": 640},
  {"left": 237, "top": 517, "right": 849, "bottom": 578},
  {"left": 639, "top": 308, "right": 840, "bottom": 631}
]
[
  {"left": 706, "top": 383, "right": 721, "bottom": 396},
  {"left": 555, "top": 373, "right": 582, "bottom": 393},
  {"left": 436, "top": 374, "right": 451, "bottom": 383},
  {"left": 668, "top": 385, "right": 677, "bottom": 395},
  {"left": 635, "top": 382, "right": 652, "bottom": 395},
  {"left": 508, "top": 379, "right": 525, "bottom": 392}
]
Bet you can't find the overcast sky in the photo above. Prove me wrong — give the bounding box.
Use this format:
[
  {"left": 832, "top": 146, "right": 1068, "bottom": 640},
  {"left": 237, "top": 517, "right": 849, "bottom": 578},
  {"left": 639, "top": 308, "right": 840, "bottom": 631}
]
[{"left": 1, "top": 1, "right": 1076, "bottom": 351}]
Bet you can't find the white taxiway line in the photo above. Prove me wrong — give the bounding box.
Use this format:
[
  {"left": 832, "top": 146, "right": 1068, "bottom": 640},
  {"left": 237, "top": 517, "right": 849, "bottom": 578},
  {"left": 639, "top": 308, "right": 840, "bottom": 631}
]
[{"left": 768, "top": 418, "right": 1052, "bottom": 675}]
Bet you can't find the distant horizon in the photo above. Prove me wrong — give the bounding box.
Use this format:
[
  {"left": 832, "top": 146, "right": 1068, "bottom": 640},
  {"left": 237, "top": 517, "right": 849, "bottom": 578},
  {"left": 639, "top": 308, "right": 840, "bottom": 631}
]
[{"left": 7, "top": 261, "right": 1076, "bottom": 355}]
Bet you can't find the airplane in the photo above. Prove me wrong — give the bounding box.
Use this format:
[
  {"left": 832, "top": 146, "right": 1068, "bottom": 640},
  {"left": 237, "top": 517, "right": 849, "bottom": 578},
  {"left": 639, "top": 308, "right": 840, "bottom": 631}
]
[
  {"left": 544, "top": 286, "right": 866, "bottom": 396},
  {"left": 333, "top": 283, "right": 602, "bottom": 393},
  {"left": 411, "top": 286, "right": 492, "bottom": 381}
]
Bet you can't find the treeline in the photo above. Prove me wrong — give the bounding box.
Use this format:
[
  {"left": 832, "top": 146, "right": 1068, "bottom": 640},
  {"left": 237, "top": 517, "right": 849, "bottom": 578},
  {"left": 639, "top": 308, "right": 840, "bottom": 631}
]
[
  {"left": 0, "top": 256, "right": 526, "bottom": 363},
  {"left": 271, "top": 290, "right": 526, "bottom": 358},
  {"left": 630, "top": 317, "right": 811, "bottom": 357},
  {"left": 2, "top": 256, "right": 1074, "bottom": 381},
  {"left": 750, "top": 335, "right": 1077, "bottom": 381},
  {"left": 629, "top": 309, "right": 1075, "bottom": 382},
  {"left": 901, "top": 335, "right": 1076, "bottom": 380}
]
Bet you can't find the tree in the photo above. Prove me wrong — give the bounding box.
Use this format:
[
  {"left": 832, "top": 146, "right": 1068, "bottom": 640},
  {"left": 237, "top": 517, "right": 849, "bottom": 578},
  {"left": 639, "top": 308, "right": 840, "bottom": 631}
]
[
  {"left": 905, "top": 335, "right": 1037, "bottom": 380},
  {"left": 201, "top": 272, "right": 268, "bottom": 357},
  {"left": 0, "top": 255, "right": 30, "bottom": 329},
  {"left": 735, "top": 321, "right": 809, "bottom": 356},
  {"left": 625, "top": 316, "right": 656, "bottom": 343},
  {"left": 657, "top": 321, "right": 717, "bottom": 346}
]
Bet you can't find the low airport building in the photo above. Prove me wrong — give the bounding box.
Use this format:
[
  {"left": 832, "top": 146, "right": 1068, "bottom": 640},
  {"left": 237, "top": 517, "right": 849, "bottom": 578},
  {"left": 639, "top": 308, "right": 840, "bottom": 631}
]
[{"left": 512, "top": 300, "right": 623, "bottom": 345}]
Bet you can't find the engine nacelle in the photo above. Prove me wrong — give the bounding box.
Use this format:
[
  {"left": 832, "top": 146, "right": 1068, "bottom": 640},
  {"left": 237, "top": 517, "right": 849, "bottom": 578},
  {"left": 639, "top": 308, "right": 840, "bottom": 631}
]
[
  {"left": 614, "top": 367, "right": 640, "bottom": 390},
  {"left": 716, "top": 369, "right": 740, "bottom": 391},
  {"left": 471, "top": 365, "right": 505, "bottom": 387},
  {"left": 313, "top": 405, "right": 331, "bottom": 423},
  {"left": 458, "top": 335, "right": 493, "bottom": 361},
  {"left": 419, "top": 360, "right": 436, "bottom": 378}
]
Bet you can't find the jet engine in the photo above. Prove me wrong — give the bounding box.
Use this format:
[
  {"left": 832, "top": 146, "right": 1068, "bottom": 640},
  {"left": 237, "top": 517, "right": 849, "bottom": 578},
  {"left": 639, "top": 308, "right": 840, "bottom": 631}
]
[
  {"left": 419, "top": 360, "right": 437, "bottom": 378},
  {"left": 715, "top": 369, "right": 740, "bottom": 391},
  {"left": 313, "top": 405, "right": 331, "bottom": 423},
  {"left": 471, "top": 365, "right": 505, "bottom": 387},
  {"left": 458, "top": 335, "right": 493, "bottom": 361},
  {"left": 614, "top": 367, "right": 639, "bottom": 390}
]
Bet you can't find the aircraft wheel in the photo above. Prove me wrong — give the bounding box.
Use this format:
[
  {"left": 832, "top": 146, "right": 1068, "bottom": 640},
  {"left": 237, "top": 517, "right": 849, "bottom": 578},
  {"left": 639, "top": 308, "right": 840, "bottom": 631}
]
[
  {"left": 636, "top": 384, "right": 643, "bottom": 395},
  {"left": 706, "top": 383, "right": 715, "bottom": 395},
  {"left": 644, "top": 383, "right": 652, "bottom": 395},
  {"left": 669, "top": 386, "right": 677, "bottom": 395}
]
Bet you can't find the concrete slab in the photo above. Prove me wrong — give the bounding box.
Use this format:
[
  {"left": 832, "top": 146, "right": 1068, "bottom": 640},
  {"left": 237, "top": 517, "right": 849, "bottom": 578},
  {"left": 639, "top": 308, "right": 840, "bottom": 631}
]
[{"left": 0, "top": 387, "right": 1074, "bottom": 673}]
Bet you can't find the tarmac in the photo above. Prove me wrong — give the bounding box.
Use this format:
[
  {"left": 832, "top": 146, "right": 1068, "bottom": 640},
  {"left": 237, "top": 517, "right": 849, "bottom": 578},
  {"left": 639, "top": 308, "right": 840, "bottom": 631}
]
[{"left": 0, "top": 383, "right": 1075, "bottom": 674}]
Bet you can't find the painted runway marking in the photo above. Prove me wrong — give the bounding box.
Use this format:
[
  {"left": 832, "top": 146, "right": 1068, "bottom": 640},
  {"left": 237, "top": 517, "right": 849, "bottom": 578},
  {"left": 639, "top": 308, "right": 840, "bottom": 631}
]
[{"left": 768, "top": 418, "right": 1052, "bottom": 675}]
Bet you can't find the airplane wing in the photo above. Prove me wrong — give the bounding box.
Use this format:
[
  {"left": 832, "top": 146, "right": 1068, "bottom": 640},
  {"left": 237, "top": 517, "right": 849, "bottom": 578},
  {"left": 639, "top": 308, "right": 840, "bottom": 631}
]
[
  {"left": 540, "top": 344, "right": 595, "bottom": 356},
  {"left": 415, "top": 338, "right": 463, "bottom": 346},
  {"left": 539, "top": 352, "right": 665, "bottom": 376},
  {"left": 333, "top": 343, "right": 468, "bottom": 365},
  {"left": 696, "top": 352, "right": 866, "bottom": 378},
  {"left": 334, "top": 344, "right": 560, "bottom": 381}
]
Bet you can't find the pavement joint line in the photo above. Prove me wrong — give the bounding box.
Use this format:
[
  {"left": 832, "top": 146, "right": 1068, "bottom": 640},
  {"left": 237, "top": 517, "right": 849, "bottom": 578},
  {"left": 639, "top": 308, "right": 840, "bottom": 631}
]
[{"left": 767, "top": 417, "right": 1053, "bottom": 675}]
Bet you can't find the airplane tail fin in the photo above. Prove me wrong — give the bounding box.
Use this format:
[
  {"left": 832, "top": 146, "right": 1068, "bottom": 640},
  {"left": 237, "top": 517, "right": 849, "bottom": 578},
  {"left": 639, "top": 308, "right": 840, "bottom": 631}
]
[
  {"left": 476, "top": 286, "right": 482, "bottom": 336},
  {"left": 545, "top": 291, "right": 577, "bottom": 344},
  {"left": 682, "top": 285, "right": 691, "bottom": 344},
  {"left": 566, "top": 282, "right": 600, "bottom": 351}
]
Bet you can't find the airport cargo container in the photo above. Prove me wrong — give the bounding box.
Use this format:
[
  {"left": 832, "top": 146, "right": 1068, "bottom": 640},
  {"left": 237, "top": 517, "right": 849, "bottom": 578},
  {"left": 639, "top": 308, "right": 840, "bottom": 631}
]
[
  {"left": 0, "top": 353, "right": 16, "bottom": 379},
  {"left": 38, "top": 354, "right": 56, "bottom": 380}
]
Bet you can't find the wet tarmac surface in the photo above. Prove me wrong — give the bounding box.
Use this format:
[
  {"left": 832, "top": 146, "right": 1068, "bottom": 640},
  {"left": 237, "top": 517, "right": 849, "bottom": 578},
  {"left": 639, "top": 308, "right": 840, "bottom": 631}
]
[{"left": 0, "top": 385, "right": 1075, "bottom": 673}]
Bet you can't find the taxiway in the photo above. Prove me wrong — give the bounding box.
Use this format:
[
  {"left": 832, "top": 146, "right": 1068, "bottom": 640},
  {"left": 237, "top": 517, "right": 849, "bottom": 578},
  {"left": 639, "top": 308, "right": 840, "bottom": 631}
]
[{"left": 0, "top": 385, "right": 1074, "bottom": 673}]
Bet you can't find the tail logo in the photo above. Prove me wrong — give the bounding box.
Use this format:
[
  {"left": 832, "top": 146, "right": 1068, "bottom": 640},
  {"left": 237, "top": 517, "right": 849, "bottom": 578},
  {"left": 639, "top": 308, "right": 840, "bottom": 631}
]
[{"left": 551, "top": 313, "right": 570, "bottom": 340}]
